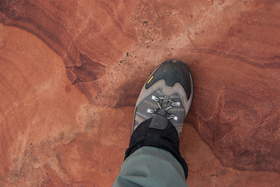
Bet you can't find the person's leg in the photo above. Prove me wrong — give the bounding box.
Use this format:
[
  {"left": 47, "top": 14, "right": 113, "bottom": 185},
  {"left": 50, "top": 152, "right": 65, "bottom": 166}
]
[
  {"left": 114, "top": 60, "right": 193, "bottom": 187},
  {"left": 114, "top": 147, "right": 186, "bottom": 187},
  {"left": 113, "top": 118, "right": 187, "bottom": 187}
]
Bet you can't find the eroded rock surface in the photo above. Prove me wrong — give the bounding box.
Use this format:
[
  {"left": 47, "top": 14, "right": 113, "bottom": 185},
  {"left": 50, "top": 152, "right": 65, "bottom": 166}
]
[{"left": 1, "top": 0, "right": 280, "bottom": 186}]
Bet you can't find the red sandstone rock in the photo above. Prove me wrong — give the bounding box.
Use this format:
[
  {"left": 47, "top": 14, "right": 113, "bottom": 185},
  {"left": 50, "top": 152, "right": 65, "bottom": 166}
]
[{"left": 1, "top": 0, "right": 280, "bottom": 186}]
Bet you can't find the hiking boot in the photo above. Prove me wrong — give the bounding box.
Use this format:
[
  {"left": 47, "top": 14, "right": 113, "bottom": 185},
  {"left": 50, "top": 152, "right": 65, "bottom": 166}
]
[{"left": 133, "top": 59, "right": 193, "bottom": 135}]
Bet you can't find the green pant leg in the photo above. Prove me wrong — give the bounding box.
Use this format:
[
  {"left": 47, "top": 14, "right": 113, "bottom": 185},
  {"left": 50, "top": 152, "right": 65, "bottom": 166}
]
[{"left": 113, "top": 146, "right": 187, "bottom": 187}]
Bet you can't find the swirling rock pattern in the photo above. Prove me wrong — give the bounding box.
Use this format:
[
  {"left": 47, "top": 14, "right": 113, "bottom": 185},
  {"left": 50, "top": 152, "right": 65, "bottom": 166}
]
[{"left": 1, "top": 0, "right": 280, "bottom": 186}]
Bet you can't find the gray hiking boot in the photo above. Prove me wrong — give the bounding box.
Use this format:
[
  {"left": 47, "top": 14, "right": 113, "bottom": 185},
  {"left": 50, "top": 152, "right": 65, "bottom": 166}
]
[{"left": 133, "top": 59, "right": 193, "bottom": 135}]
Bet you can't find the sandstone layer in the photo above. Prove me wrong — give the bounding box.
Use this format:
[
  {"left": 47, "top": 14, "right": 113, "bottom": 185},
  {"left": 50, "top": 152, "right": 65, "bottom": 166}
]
[{"left": 1, "top": 0, "right": 280, "bottom": 186}]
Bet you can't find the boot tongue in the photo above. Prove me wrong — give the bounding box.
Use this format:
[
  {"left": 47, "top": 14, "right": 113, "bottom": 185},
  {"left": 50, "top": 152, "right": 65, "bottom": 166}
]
[
  {"left": 155, "top": 108, "right": 168, "bottom": 117},
  {"left": 149, "top": 113, "right": 169, "bottom": 130}
]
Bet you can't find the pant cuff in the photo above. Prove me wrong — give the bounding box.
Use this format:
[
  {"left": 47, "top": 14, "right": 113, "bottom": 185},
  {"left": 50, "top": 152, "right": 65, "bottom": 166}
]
[{"left": 125, "top": 118, "right": 188, "bottom": 179}]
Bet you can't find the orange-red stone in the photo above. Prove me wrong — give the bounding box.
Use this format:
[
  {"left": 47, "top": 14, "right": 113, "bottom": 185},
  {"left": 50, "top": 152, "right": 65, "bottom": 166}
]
[{"left": 1, "top": 0, "right": 280, "bottom": 186}]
